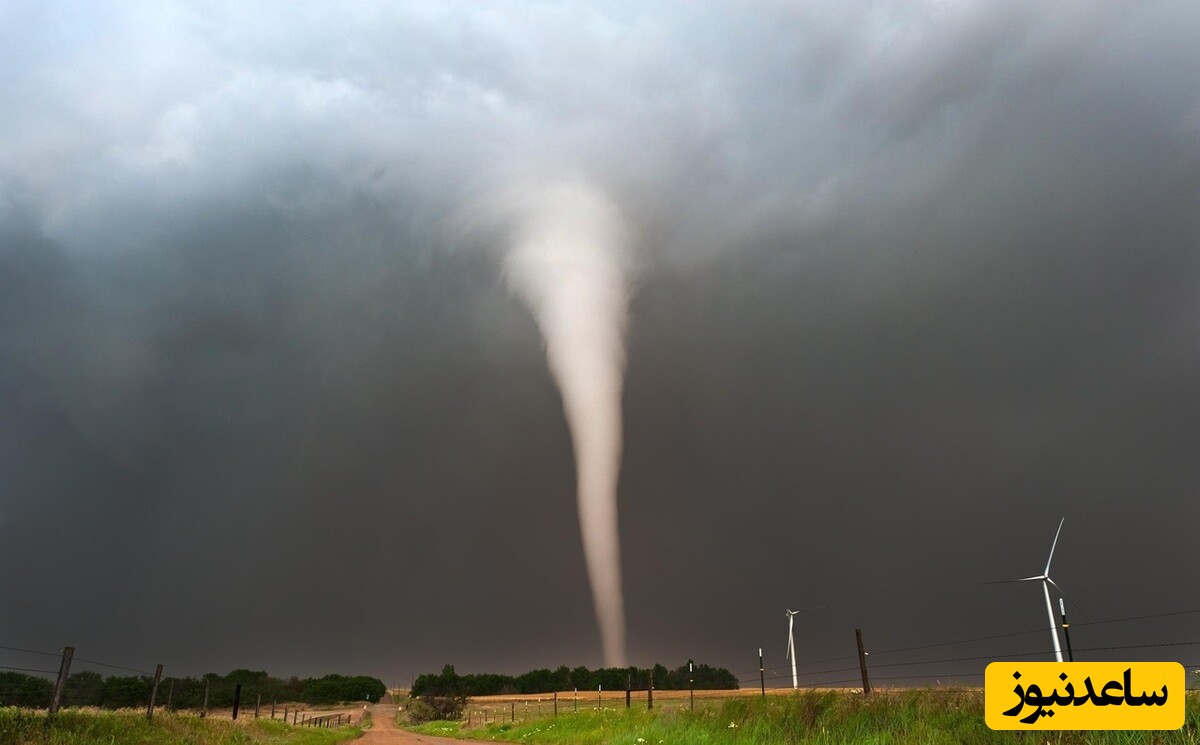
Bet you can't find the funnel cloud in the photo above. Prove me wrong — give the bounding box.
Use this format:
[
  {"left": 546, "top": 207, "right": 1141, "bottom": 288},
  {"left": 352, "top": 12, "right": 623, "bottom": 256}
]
[{"left": 496, "top": 179, "right": 631, "bottom": 667}]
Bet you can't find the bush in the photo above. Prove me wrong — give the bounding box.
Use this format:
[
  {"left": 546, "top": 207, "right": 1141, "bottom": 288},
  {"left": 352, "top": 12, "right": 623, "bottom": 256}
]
[{"left": 408, "top": 694, "right": 467, "bottom": 723}]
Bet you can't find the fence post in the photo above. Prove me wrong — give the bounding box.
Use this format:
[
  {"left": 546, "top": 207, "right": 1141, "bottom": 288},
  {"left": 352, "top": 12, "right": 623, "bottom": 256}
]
[
  {"left": 511, "top": 701, "right": 514, "bottom": 722},
  {"left": 49, "top": 646, "right": 74, "bottom": 715},
  {"left": 647, "top": 669, "right": 653, "bottom": 710},
  {"left": 283, "top": 705, "right": 288, "bottom": 723},
  {"left": 146, "top": 664, "right": 163, "bottom": 722},
  {"left": 553, "top": 690, "right": 557, "bottom": 717},
  {"left": 271, "top": 700, "right": 276, "bottom": 719},
  {"left": 231, "top": 683, "right": 242, "bottom": 720},
  {"left": 255, "top": 692, "right": 261, "bottom": 718},
  {"left": 574, "top": 688, "right": 578, "bottom": 712},
  {"left": 855, "top": 628, "right": 871, "bottom": 697},
  {"left": 759, "top": 648, "right": 765, "bottom": 698},
  {"left": 625, "top": 673, "right": 631, "bottom": 709},
  {"left": 201, "top": 679, "right": 209, "bottom": 718},
  {"left": 598, "top": 685, "right": 602, "bottom": 711},
  {"left": 166, "top": 679, "right": 174, "bottom": 710}
]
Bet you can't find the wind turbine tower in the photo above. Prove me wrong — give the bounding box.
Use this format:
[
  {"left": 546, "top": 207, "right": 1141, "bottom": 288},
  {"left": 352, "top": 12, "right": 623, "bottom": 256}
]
[
  {"left": 784, "top": 605, "right": 825, "bottom": 689},
  {"left": 986, "top": 518, "right": 1071, "bottom": 662}
]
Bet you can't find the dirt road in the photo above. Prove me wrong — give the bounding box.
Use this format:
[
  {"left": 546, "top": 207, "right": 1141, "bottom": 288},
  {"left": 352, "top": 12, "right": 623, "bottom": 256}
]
[{"left": 355, "top": 704, "right": 479, "bottom": 744}]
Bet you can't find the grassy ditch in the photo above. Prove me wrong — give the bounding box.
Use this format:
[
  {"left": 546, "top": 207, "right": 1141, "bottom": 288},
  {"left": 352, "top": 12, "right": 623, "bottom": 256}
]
[
  {"left": 406, "top": 688, "right": 1200, "bottom": 744},
  {"left": 0, "top": 707, "right": 362, "bottom": 745}
]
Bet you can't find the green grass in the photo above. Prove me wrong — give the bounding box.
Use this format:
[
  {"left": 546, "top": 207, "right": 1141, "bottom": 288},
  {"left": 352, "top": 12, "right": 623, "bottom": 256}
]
[
  {"left": 0, "top": 707, "right": 362, "bottom": 745},
  {"left": 406, "top": 689, "right": 1200, "bottom": 744}
]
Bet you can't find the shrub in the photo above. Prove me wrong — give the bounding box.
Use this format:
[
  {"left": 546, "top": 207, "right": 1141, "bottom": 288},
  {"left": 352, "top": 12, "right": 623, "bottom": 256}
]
[{"left": 408, "top": 694, "right": 467, "bottom": 723}]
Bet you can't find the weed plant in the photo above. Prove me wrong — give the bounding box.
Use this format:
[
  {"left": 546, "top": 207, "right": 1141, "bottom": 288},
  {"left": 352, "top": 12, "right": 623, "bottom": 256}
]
[
  {"left": 407, "top": 688, "right": 1200, "bottom": 744},
  {"left": 0, "top": 707, "right": 361, "bottom": 745}
]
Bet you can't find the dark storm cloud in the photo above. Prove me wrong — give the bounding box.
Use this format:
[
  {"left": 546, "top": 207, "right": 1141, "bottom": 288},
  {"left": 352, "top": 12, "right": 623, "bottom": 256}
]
[{"left": 1, "top": 0, "right": 1199, "bottom": 682}]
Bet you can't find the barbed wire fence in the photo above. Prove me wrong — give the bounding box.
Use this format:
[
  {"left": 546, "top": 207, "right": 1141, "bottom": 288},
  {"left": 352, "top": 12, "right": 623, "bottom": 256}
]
[
  {"left": 0, "top": 645, "right": 361, "bottom": 728},
  {"left": 421, "top": 607, "right": 1200, "bottom": 727},
  {"left": 8, "top": 607, "right": 1200, "bottom": 727}
]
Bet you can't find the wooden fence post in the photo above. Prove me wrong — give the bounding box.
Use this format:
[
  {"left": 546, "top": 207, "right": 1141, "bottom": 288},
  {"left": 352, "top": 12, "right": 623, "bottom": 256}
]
[
  {"left": 856, "top": 628, "right": 872, "bottom": 697},
  {"left": 146, "top": 664, "right": 163, "bottom": 722},
  {"left": 231, "top": 683, "right": 242, "bottom": 720},
  {"left": 201, "top": 679, "right": 209, "bottom": 718},
  {"left": 49, "top": 646, "right": 74, "bottom": 715}
]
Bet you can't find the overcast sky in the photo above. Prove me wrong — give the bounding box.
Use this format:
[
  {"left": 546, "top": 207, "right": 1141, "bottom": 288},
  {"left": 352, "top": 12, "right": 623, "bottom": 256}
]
[{"left": 2, "top": 1, "right": 1200, "bottom": 687}]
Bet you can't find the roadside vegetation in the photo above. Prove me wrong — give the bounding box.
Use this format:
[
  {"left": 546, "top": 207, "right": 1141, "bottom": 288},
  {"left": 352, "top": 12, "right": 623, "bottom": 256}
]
[
  {"left": 406, "top": 688, "right": 1200, "bottom": 744},
  {"left": 0, "top": 669, "right": 386, "bottom": 710},
  {"left": 0, "top": 707, "right": 362, "bottom": 745}
]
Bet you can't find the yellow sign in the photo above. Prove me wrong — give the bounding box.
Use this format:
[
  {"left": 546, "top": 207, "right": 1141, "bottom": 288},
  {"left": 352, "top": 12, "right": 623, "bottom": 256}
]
[{"left": 985, "top": 662, "right": 1184, "bottom": 730}]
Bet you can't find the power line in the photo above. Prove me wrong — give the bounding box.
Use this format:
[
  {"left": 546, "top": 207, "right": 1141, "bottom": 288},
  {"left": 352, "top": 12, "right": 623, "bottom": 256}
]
[
  {"left": 1075, "top": 608, "right": 1200, "bottom": 630},
  {"left": 870, "top": 626, "right": 1048, "bottom": 657},
  {"left": 71, "top": 658, "right": 153, "bottom": 676},
  {"left": 0, "top": 645, "right": 61, "bottom": 658}
]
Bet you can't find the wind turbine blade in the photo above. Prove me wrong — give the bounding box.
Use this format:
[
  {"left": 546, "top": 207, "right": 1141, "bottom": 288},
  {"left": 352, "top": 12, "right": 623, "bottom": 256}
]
[
  {"left": 981, "top": 573, "right": 1047, "bottom": 585},
  {"left": 1044, "top": 517, "right": 1065, "bottom": 575}
]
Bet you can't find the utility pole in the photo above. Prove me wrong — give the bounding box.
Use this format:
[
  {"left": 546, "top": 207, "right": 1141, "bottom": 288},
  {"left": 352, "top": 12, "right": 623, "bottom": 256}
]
[
  {"left": 855, "top": 629, "right": 871, "bottom": 697},
  {"left": 50, "top": 646, "right": 74, "bottom": 715},
  {"left": 1059, "top": 598, "right": 1075, "bottom": 662}
]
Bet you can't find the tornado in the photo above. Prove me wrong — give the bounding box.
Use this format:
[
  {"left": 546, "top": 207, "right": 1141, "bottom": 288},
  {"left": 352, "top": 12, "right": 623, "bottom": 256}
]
[{"left": 499, "top": 178, "right": 631, "bottom": 667}]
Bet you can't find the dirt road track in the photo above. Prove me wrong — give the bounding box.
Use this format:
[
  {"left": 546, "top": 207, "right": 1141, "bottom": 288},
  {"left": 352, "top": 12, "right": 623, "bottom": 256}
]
[{"left": 356, "top": 704, "right": 481, "bottom": 744}]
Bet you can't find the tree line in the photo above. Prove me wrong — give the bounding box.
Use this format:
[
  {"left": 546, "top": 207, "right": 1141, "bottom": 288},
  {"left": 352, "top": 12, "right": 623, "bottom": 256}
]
[
  {"left": 413, "top": 662, "right": 738, "bottom": 697},
  {"left": 0, "top": 668, "right": 386, "bottom": 709}
]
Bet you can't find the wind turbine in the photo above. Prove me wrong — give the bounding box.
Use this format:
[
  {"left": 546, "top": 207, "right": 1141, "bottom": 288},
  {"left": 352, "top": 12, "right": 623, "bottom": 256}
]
[
  {"left": 986, "top": 517, "right": 1070, "bottom": 662},
  {"left": 784, "top": 605, "right": 826, "bottom": 689}
]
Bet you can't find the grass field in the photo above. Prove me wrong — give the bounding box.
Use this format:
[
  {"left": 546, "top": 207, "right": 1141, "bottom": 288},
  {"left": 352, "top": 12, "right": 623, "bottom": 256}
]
[
  {"left": 407, "top": 688, "right": 1200, "bottom": 744},
  {"left": 0, "top": 707, "right": 363, "bottom": 745}
]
